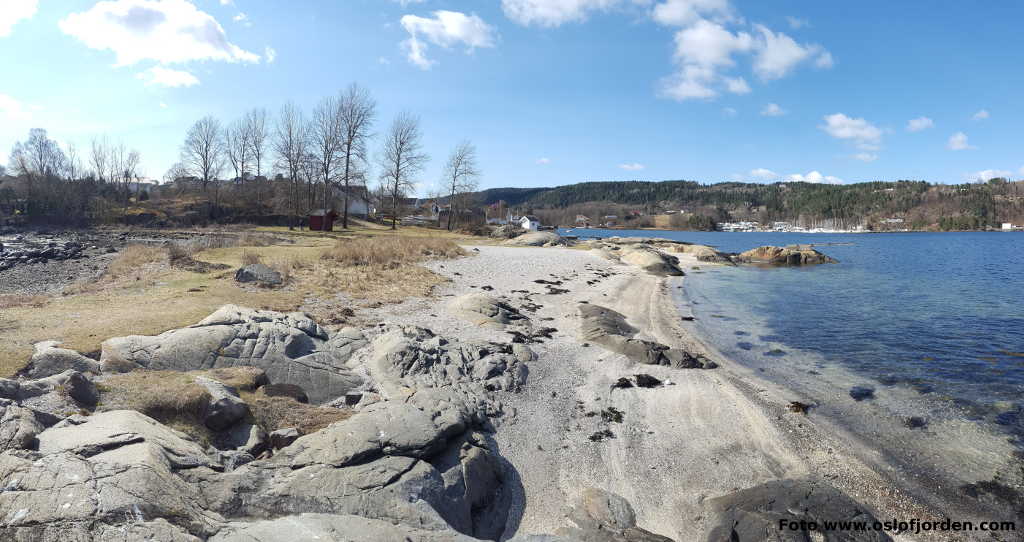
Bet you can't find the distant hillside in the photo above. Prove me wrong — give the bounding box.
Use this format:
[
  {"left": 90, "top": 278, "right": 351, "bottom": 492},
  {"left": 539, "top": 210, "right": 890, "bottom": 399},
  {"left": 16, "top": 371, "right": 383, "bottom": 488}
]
[{"left": 472, "top": 179, "right": 1024, "bottom": 231}]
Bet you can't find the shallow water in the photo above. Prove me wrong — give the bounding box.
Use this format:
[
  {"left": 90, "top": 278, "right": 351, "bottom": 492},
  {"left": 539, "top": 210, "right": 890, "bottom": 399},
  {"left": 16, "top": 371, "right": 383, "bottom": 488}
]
[{"left": 565, "top": 228, "right": 1024, "bottom": 439}]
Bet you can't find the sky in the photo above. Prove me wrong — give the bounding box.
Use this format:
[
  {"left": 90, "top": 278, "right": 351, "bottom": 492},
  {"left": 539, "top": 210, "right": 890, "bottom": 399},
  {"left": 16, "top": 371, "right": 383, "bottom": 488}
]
[{"left": 1, "top": 0, "right": 1023, "bottom": 194}]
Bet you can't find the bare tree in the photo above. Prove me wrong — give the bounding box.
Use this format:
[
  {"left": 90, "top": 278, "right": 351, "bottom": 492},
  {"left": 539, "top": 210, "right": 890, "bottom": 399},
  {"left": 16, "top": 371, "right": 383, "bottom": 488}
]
[
  {"left": 337, "top": 83, "right": 376, "bottom": 229},
  {"left": 309, "top": 95, "right": 343, "bottom": 210},
  {"left": 90, "top": 137, "right": 110, "bottom": 182},
  {"left": 65, "top": 142, "right": 82, "bottom": 181},
  {"left": 245, "top": 108, "right": 268, "bottom": 176},
  {"left": 441, "top": 141, "right": 481, "bottom": 231},
  {"left": 225, "top": 118, "right": 252, "bottom": 183},
  {"left": 180, "top": 116, "right": 226, "bottom": 192},
  {"left": 164, "top": 162, "right": 189, "bottom": 185},
  {"left": 378, "top": 112, "right": 428, "bottom": 230},
  {"left": 8, "top": 129, "right": 66, "bottom": 213},
  {"left": 273, "top": 101, "right": 309, "bottom": 227}
]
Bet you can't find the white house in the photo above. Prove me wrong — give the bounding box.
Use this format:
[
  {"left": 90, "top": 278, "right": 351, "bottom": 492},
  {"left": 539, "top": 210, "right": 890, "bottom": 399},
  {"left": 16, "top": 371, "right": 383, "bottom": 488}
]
[
  {"left": 1003, "top": 223, "right": 1015, "bottom": 230},
  {"left": 519, "top": 215, "right": 540, "bottom": 231}
]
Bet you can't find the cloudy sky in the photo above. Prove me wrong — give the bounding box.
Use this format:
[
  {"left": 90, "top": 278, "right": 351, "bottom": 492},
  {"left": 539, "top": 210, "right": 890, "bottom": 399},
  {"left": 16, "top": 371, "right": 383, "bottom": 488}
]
[{"left": 1, "top": 0, "right": 1022, "bottom": 192}]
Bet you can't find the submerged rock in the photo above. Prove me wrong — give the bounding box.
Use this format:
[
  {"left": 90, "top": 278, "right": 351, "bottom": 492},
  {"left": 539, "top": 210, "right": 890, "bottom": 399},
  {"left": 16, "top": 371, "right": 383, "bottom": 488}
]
[{"left": 849, "top": 386, "right": 876, "bottom": 401}]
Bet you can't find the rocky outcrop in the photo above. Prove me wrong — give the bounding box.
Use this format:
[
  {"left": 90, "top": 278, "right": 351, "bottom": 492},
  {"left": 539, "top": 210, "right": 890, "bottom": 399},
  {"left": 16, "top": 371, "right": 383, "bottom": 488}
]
[
  {"left": 100, "top": 305, "right": 368, "bottom": 404},
  {"left": 195, "top": 377, "right": 249, "bottom": 431},
  {"left": 505, "top": 231, "right": 566, "bottom": 247},
  {"left": 0, "top": 400, "right": 58, "bottom": 453},
  {"left": 579, "top": 304, "right": 715, "bottom": 369},
  {"left": 492, "top": 224, "right": 527, "bottom": 239},
  {"left": 19, "top": 341, "right": 101, "bottom": 379},
  {"left": 450, "top": 293, "right": 529, "bottom": 327},
  {"left": 703, "top": 478, "right": 891, "bottom": 541},
  {"left": 234, "top": 263, "right": 283, "bottom": 287},
  {"left": 557, "top": 488, "right": 675, "bottom": 542},
  {"left": 617, "top": 245, "right": 685, "bottom": 276},
  {"left": 1, "top": 370, "right": 99, "bottom": 412},
  {"left": 735, "top": 245, "right": 838, "bottom": 265}
]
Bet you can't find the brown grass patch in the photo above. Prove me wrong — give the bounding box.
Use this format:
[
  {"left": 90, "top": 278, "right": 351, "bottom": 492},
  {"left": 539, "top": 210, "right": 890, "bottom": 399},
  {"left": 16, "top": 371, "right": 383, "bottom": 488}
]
[
  {"left": 105, "top": 245, "right": 169, "bottom": 278},
  {"left": 240, "top": 391, "right": 353, "bottom": 435},
  {"left": 197, "top": 366, "right": 266, "bottom": 391},
  {"left": 240, "top": 250, "right": 263, "bottom": 266},
  {"left": 96, "top": 370, "right": 214, "bottom": 445},
  {"left": 0, "top": 294, "right": 49, "bottom": 309},
  {"left": 321, "top": 236, "right": 464, "bottom": 268}
]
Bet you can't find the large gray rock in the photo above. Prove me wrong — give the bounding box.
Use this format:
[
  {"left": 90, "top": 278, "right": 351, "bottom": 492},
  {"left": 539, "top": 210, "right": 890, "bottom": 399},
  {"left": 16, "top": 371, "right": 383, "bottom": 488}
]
[
  {"left": 579, "top": 304, "right": 714, "bottom": 369},
  {"left": 210, "top": 513, "right": 480, "bottom": 542},
  {"left": 617, "top": 245, "right": 684, "bottom": 276},
  {"left": 195, "top": 377, "right": 249, "bottom": 431},
  {"left": 234, "top": 263, "right": 283, "bottom": 286},
  {"left": 735, "top": 245, "right": 838, "bottom": 266},
  {"left": 450, "top": 293, "right": 529, "bottom": 327},
  {"left": 14, "top": 369, "right": 98, "bottom": 406},
  {"left": 504, "top": 231, "right": 565, "bottom": 246},
  {"left": 556, "top": 488, "right": 675, "bottom": 542},
  {"left": 0, "top": 400, "right": 58, "bottom": 452},
  {"left": 19, "top": 340, "right": 101, "bottom": 379},
  {"left": 100, "top": 305, "right": 368, "bottom": 404},
  {"left": 703, "top": 478, "right": 891, "bottom": 542}
]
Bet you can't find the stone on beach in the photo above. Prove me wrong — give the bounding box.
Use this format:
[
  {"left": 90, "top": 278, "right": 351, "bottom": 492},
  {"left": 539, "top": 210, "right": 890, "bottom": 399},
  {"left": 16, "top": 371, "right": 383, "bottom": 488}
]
[
  {"left": 505, "top": 231, "right": 566, "bottom": 246},
  {"left": 579, "top": 303, "right": 714, "bottom": 369},
  {"left": 450, "top": 293, "right": 529, "bottom": 327},
  {"left": 735, "top": 245, "right": 837, "bottom": 265}
]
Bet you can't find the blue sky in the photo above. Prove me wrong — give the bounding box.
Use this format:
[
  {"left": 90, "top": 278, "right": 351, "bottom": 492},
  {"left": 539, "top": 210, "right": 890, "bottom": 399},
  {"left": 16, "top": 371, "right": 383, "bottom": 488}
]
[{"left": 1, "top": 0, "right": 1022, "bottom": 194}]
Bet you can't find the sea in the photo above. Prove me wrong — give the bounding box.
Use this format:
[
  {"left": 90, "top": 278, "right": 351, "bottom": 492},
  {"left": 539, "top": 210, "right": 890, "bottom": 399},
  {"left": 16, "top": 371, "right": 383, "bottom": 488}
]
[{"left": 562, "top": 228, "right": 1024, "bottom": 503}]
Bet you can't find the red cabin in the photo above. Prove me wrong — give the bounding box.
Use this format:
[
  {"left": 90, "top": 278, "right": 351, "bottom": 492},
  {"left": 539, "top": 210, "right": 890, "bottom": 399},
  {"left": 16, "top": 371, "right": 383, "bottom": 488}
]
[{"left": 309, "top": 209, "right": 338, "bottom": 231}]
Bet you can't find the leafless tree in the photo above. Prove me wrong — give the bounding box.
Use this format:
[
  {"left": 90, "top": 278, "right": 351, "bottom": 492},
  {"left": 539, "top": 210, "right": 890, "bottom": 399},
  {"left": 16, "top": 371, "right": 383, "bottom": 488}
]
[
  {"left": 378, "top": 112, "right": 428, "bottom": 230},
  {"left": 225, "top": 118, "right": 252, "bottom": 183},
  {"left": 90, "top": 137, "right": 110, "bottom": 182},
  {"left": 273, "top": 101, "right": 309, "bottom": 227},
  {"left": 8, "top": 129, "right": 66, "bottom": 213},
  {"left": 245, "top": 108, "right": 268, "bottom": 177},
  {"left": 180, "top": 116, "right": 226, "bottom": 192},
  {"left": 441, "top": 140, "right": 481, "bottom": 231},
  {"left": 337, "top": 83, "right": 376, "bottom": 229},
  {"left": 164, "top": 162, "right": 189, "bottom": 185},
  {"left": 65, "top": 142, "right": 82, "bottom": 181},
  {"left": 309, "top": 95, "right": 343, "bottom": 210}
]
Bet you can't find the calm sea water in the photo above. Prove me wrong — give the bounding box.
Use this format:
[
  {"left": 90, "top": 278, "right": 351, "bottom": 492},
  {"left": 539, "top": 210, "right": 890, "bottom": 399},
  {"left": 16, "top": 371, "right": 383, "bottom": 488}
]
[{"left": 563, "top": 228, "right": 1024, "bottom": 435}]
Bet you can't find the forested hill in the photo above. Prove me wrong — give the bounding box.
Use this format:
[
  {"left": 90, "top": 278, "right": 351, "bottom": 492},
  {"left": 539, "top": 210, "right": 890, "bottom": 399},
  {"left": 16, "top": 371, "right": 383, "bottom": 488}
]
[{"left": 474, "top": 179, "right": 1024, "bottom": 230}]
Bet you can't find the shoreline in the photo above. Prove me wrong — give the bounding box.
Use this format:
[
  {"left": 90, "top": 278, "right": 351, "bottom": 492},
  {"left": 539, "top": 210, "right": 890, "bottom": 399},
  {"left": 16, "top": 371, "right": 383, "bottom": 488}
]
[{"left": 370, "top": 243, "right": 982, "bottom": 540}]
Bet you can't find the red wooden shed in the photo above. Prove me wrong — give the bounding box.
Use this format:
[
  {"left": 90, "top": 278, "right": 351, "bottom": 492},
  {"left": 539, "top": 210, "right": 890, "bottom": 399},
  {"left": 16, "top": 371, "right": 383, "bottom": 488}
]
[{"left": 309, "top": 209, "right": 338, "bottom": 231}]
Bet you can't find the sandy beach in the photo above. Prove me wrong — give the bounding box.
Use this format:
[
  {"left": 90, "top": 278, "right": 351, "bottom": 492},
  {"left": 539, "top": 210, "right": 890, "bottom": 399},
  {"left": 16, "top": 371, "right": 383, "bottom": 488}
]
[{"left": 356, "top": 242, "right": 987, "bottom": 541}]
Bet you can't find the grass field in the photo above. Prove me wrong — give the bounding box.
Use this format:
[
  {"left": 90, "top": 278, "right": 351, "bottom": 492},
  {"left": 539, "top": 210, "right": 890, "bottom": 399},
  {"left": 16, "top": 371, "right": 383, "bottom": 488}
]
[{"left": 0, "top": 224, "right": 482, "bottom": 377}]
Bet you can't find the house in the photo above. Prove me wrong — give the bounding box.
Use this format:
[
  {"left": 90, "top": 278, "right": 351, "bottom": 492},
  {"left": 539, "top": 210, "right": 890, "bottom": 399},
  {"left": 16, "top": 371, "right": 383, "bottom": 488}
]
[
  {"left": 309, "top": 209, "right": 338, "bottom": 231},
  {"left": 1003, "top": 223, "right": 1015, "bottom": 230},
  {"left": 519, "top": 215, "right": 540, "bottom": 231},
  {"left": 574, "top": 215, "right": 591, "bottom": 227}
]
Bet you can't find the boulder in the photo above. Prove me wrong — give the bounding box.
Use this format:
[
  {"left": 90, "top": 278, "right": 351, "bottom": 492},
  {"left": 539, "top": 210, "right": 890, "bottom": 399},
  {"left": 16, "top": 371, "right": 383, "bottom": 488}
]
[
  {"left": 234, "top": 263, "right": 283, "bottom": 286},
  {"left": 210, "top": 513, "right": 480, "bottom": 542},
  {"left": 268, "top": 427, "right": 300, "bottom": 450},
  {"left": 556, "top": 488, "right": 675, "bottom": 542},
  {"left": 0, "top": 399, "right": 58, "bottom": 452},
  {"left": 491, "top": 224, "right": 527, "bottom": 239},
  {"left": 20, "top": 340, "right": 101, "bottom": 379},
  {"left": 505, "top": 231, "right": 565, "bottom": 247},
  {"left": 703, "top": 478, "right": 891, "bottom": 541},
  {"left": 450, "top": 293, "right": 529, "bottom": 327},
  {"left": 260, "top": 382, "right": 309, "bottom": 403},
  {"left": 195, "top": 377, "right": 249, "bottom": 431},
  {"left": 15, "top": 369, "right": 98, "bottom": 406},
  {"left": 100, "top": 305, "right": 368, "bottom": 404},
  {"left": 579, "top": 304, "right": 714, "bottom": 369},
  {"left": 735, "top": 245, "right": 837, "bottom": 265},
  {"left": 617, "top": 245, "right": 684, "bottom": 276}
]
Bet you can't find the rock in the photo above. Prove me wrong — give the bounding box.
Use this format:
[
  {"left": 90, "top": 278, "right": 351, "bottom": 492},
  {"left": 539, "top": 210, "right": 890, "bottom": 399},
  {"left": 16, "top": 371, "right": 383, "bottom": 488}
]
[
  {"left": 618, "top": 245, "right": 684, "bottom": 276},
  {"left": 704, "top": 478, "right": 891, "bottom": 541},
  {"left": 556, "top": 488, "right": 675, "bottom": 542},
  {"left": 450, "top": 293, "right": 529, "bottom": 327},
  {"left": 579, "top": 304, "right": 714, "bottom": 369},
  {"left": 15, "top": 369, "right": 98, "bottom": 406},
  {"left": 735, "top": 245, "right": 837, "bottom": 266},
  {"left": 505, "top": 231, "right": 565, "bottom": 246},
  {"left": 234, "top": 263, "right": 283, "bottom": 286},
  {"left": 849, "top": 386, "right": 875, "bottom": 401},
  {"left": 100, "top": 305, "right": 368, "bottom": 404},
  {"left": 491, "top": 224, "right": 527, "bottom": 239},
  {"left": 196, "top": 377, "right": 249, "bottom": 431},
  {"left": 260, "top": 382, "right": 309, "bottom": 403},
  {"left": 634, "top": 374, "right": 663, "bottom": 388},
  {"left": 219, "top": 422, "right": 267, "bottom": 455},
  {"left": 210, "top": 513, "right": 480, "bottom": 542},
  {"left": 0, "top": 400, "right": 58, "bottom": 452},
  {"left": 19, "top": 340, "right": 101, "bottom": 379},
  {"left": 269, "top": 427, "right": 300, "bottom": 450}
]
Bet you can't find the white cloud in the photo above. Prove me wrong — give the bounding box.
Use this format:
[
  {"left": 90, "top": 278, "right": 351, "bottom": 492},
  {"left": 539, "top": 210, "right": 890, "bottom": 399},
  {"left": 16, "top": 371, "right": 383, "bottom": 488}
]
[
  {"left": 972, "top": 109, "right": 989, "bottom": 121},
  {"left": 219, "top": 0, "right": 232, "bottom": 4},
  {"left": 136, "top": 66, "right": 200, "bottom": 87},
  {"left": 264, "top": 46, "right": 276, "bottom": 63},
  {"left": 760, "top": 103, "right": 785, "bottom": 116},
  {"left": 906, "top": 116, "right": 933, "bottom": 132},
  {"left": 0, "top": 94, "right": 32, "bottom": 121},
  {"left": 233, "top": 12, "right": 251, "bottom": 26},
  {"left": 59, "top": 0, "right": 260, "bottom": 66},
  {"left": 752, "top": 24, "right": 831, "bottom": 80},
  {"left": 659, "top": 19, "right": 752, "bottom": 100},
  {"left": 536, "top": 157, "right": 551, "bottom": 165},
  {"left": 0, "top": 0, "right": 37, "bottom": 37},
  {"left": 749, "top": 167, "right": 778, "bottom": 180},
  {"left": 785, "top": 16, "right": 808, "bottom": 29},
  {"left": 786, "top": 170, "right": 843, "bottom": 184},
  {"left": 619, "top": 163, "right": 645, "bottom": 171},
  {"left": 394, "top": 0, "right": 426, "bottom": 6},
  {"left": 502, "top": 0, "right": 619, "bottom": 27},
  {"left": 820, "top": 113, "right": 882, "bottom": 150},
  {"left": 947, "top": 132, "right": 974, "bottom": 151},
  {"left": 724, "top": 76, "right": 750, "bottom": 94},
  {"left": 853, "top": 152, "right": 878, "bottom": 162},
  {"left": 722, "top": 106, "right": 737, "bottom": 117},
  {"left": 651, "top": 0, "right": 733, "bottom": 27},
  {"left": 400, "top": 10, "right": 496, "bottom": 70},
  {"left": 966, "top": 169, "right": 1011, "bottom": 182}
]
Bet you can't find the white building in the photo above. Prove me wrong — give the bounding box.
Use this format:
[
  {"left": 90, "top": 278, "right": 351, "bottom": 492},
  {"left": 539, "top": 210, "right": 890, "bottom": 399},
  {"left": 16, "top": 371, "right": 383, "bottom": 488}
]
[
  {"left": 519, "top": 215, "right": 540, "bottom": 231},
  {"left": 1003, "top": 223, "right": 1015, "bottom": 230}
]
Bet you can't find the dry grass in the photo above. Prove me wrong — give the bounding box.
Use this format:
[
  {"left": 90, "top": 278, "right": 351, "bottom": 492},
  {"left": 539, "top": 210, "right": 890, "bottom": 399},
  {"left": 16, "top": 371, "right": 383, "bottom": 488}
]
[
  {"left": 240, "top": 250, "right": 263, "bottom": 266},
  {"left": 96, "top": 370, "right": 214, "bottom": 445},
  {"left": 0, "top": 294, "right": 49, "bottom": 309},
  {"left": 197, "top": 366, "right": 266, "bottom": 391},
  {"left": 104, "top": 244, "right": 169, "bottom": 279},
  {"left": 321, "top": 236, "right": 464, "bottom": 268},
  {"left": 241, "top": 390, "right": 353, "bottom": 435}
]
